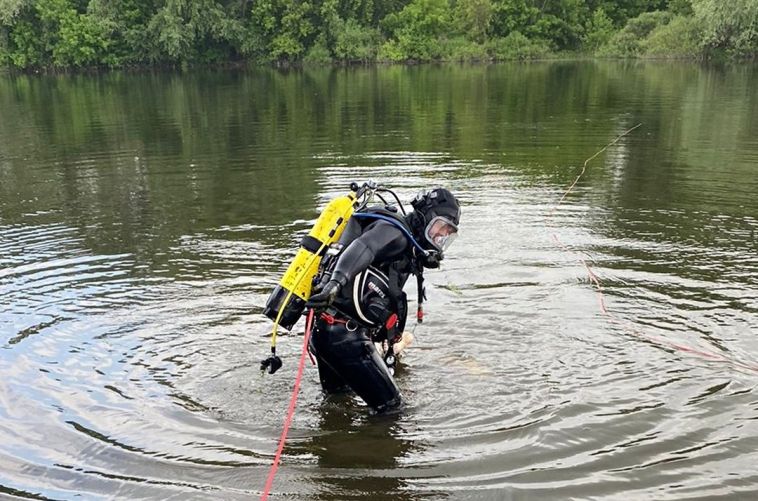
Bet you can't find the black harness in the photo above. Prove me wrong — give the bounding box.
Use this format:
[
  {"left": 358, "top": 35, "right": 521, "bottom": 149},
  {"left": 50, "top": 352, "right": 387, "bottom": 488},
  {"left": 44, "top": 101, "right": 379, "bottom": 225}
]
[
  {"left": 314, "top": 206, "right": 426, "bottom": 368},
  {"left": 352, "top": 206, "right": 427, "bottom": 321}
]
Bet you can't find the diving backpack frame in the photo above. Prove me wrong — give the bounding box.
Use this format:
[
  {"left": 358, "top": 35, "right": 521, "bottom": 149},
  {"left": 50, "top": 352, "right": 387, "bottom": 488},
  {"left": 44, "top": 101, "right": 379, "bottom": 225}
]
[
  {"left": 263, "top": 181, "right": 415, "bottom": 331},
  {"left": 262, "top": 181, "right": 429, "bottom": 374},
  {"left": 263, "top": 192, "right": 356, "bottom": 330}
]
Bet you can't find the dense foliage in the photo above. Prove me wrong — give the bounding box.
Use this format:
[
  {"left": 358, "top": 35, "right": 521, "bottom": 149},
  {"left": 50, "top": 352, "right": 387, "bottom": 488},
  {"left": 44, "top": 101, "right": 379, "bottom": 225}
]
[{"left": 1, "top": 0, "right": 756, "bottom": 68}]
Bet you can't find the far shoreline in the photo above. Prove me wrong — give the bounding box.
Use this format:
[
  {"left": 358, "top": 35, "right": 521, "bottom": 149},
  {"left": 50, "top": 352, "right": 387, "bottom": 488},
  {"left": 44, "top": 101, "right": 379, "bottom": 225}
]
[{"left": 1, "top": 54, "right": 754, "bottom": 77}]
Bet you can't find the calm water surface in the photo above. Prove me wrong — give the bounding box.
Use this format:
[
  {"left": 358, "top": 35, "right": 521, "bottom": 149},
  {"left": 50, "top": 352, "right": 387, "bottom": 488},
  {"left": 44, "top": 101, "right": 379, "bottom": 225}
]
[{"left": 1, "top": 62, "right": 757, "bottom": 500}]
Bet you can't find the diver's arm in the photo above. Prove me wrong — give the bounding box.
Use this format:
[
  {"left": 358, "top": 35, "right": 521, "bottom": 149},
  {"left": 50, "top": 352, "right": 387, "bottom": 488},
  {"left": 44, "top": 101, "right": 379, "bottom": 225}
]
[
  {"left": 330, "top": 221, "right": 407, "bottom": 286},
  {"left": 306, "top": 221, "right": 406, "bottom": 309}
]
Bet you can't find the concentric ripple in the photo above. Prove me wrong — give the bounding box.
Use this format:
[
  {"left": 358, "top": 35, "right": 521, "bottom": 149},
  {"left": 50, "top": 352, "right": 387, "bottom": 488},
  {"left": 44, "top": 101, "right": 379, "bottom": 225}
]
[{"left": 2, "top": 62, "right": 758, "bottom": 500}]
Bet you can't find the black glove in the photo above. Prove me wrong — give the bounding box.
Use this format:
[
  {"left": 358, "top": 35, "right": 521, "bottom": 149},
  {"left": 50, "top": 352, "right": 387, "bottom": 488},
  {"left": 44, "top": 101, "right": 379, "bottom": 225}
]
[
  {"left": 421, "top": 251, "right": 442, "bottom": 269},
  {"left": 306, "top": 279, "right": 341, "bottom": 309}
]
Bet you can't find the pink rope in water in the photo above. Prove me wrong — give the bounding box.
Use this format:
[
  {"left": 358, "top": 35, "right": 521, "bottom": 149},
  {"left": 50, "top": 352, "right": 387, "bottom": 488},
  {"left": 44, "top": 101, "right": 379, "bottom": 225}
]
[
  {"left": 261, "top": 309, "right": 315, "bottom": 500},
  {"left": 550, "top": 124, "right": 758, "bottom": 373}
]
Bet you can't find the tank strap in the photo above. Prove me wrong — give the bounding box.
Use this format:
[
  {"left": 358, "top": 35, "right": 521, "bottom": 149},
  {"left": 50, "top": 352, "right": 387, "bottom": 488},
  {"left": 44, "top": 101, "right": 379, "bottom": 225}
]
[{"left": 351, "top": 211, "right": 429, "bottom": 255}]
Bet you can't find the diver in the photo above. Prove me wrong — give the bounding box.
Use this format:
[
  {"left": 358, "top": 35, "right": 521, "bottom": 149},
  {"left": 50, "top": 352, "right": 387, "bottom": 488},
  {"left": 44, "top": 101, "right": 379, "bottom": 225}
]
[{"left": 305, "top": 187, "right": 461, "bottom": 413}]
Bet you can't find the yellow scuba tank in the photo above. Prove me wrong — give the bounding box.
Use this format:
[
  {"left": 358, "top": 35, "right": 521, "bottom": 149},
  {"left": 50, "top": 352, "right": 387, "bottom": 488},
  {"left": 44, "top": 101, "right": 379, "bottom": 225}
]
[{"left": 263, "top": 191, "right": 357, "bottom": 330}]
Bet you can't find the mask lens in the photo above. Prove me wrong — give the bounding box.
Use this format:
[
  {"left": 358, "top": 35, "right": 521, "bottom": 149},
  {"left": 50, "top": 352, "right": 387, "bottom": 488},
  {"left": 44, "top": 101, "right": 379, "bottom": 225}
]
[{"left": 424, "top": 217, "right": 458, "bottom": 252}]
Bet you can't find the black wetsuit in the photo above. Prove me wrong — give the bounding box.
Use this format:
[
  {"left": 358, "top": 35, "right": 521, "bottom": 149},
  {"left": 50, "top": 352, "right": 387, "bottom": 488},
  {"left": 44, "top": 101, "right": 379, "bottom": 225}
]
[{"left": 309, "top": 215, "right": 413, "bottom": 412}]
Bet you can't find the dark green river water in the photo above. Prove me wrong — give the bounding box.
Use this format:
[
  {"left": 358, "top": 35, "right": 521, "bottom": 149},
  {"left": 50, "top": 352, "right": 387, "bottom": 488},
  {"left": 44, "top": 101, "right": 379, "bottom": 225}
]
[{"left": 1, "top": 62, "right": 757, "bottom": 500}]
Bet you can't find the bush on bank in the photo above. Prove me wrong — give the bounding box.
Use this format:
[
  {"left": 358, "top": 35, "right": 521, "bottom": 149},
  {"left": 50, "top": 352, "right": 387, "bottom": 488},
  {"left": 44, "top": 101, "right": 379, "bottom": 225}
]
[
  {"left": 0, "top": 0, "right": 756, "bottom": 70},
  {"left": 595, "top": 1, "right": 758, "bottom": 59}
]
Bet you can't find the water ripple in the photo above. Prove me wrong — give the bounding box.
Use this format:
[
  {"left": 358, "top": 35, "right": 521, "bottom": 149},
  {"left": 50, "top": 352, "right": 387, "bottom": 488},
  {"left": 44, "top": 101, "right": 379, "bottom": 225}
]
[{"left": 2, "top": 64, "right": 758, "bottom": 500}]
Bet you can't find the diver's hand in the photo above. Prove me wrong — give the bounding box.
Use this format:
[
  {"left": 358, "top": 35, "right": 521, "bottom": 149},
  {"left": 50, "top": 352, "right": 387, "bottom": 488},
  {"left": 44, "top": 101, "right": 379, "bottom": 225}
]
[
  {"left": 422, "top": 251, "right": 442, "bottom": 269},
  {"left": 306, "top": 280, "right": 341, "bottom": 309}
]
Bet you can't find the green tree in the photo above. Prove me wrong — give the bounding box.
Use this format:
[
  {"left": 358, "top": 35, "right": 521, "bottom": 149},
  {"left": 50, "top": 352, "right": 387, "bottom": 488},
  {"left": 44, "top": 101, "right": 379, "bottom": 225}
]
[
  {"left": 88, "top": 0, "right": 156, "bottom": 64},
  {"left": 487, "top": 29, "right": 549, "bottom": 59},
  {"left": 692, "top": 0, "right": 758, "bottom": 57},
  {"left": 454, "top": 0, "right": 493, "bottom": 43},
  {"left": 3, "top": 0, "right": 111, "bottom": 67},
  {"left": 316, "top": 0, "right": 378, "bottom": 61},
  {"left": 490, "top": 0, "right": 539, "bottom": 39},
  {"left": 332, "top": 18, "right": 379, "bottom": 61},
  {"left": 597, "top": 10, "right": 672, "bottom": 56},
  {"left": 0, "top": 0, "right": 32, "bottom": 24},
  {"left": 146, "top": 0, "right": 246, "bottom": 63},
  {"left": 585, "top": 0, "right": 668, "bottom": 26},
  {"left": 489, "top": 0, "right": 587, "bottom": 50},
  {"left": 583, "top": 7, "right": 614, "bottom": 51},
  {"left": 380, "top": 0, "right": 451, "bottom": 60},
  {"left": 643, "top": 14, "right": 700, "bottom": 57},
  {"left": 531, "top": 0, "right": 586, "bottom": 50},
  {"left": 1, "top": 0, "right": 756, "bottom": 68},
  {"left": 667, "top": 0, "right": 693, "bottom": 15},
  {"left": 251, "top": 0, "right": 315, "bottom": 61}
]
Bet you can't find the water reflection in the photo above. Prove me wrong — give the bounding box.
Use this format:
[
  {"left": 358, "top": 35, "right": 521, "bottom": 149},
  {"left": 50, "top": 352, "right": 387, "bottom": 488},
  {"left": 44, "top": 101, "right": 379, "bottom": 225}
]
[
  {"left": 298, "top": 402, "right": 430, "bottom": 500},
  {"left": 1, "top": 62, "right": 758, "bottom": 499}
]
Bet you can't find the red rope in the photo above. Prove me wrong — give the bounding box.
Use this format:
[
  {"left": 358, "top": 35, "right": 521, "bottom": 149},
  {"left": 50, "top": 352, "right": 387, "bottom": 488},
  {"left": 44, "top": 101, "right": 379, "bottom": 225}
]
[
  {"left": 551, "top": 124, "right": 758, "bottom": 373},
  {"left": 261, "top": 309, "right": 315, "bottom": 500}
]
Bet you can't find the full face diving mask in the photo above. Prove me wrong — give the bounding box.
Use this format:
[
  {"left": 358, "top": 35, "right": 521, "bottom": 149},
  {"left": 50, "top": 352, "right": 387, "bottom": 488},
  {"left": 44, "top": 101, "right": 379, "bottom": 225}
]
[
  {"left": 424, "top": 215, "right": 458, "bottom": 252},
  {"left": 411, "top": 187, "right": 461, "bottom": 257}
]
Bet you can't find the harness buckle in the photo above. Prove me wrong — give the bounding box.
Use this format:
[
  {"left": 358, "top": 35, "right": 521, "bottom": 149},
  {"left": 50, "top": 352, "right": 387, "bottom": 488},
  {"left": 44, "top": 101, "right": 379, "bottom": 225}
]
[
  {"left": 320, "top": 312, "right": 348, "bottom": 326},
  {"left": 385, "top": 313, "right": 398, "bottom": 330}
]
